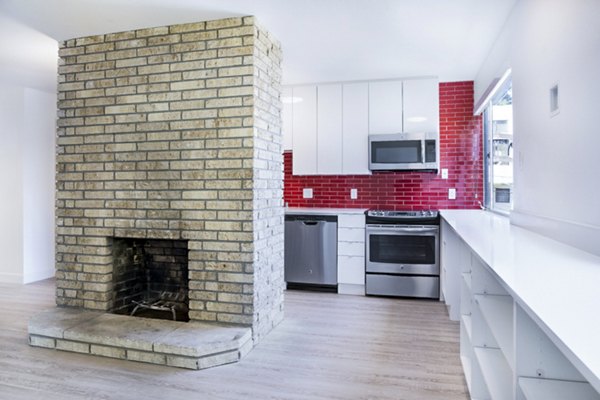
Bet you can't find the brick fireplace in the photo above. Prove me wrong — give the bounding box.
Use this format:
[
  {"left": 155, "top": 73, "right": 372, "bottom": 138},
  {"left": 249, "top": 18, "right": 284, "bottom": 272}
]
[{"left": 52, "top": 16, "right": 284, "bottom": 350}]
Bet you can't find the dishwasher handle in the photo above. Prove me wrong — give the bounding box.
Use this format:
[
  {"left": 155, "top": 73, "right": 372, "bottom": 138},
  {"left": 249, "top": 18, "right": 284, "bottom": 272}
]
[{"left": 302, "top": 221, "right": 319, "bottom": 226}]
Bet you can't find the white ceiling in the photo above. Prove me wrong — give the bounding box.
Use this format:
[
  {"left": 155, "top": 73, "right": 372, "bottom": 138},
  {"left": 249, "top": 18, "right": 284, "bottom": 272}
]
[{"left": 0, "top": 0, "right": 517, "bottom": 84}]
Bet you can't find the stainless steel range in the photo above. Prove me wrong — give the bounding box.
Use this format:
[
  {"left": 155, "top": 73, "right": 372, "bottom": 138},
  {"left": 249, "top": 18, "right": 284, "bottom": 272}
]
[{"left": 365, "top": 210, "right": 440, "bottom": 299}]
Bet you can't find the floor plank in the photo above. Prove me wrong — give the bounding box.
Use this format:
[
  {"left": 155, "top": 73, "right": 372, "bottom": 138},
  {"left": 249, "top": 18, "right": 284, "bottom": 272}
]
[{"left": 0, "top": 280, "right": 468, "bottom": 400}]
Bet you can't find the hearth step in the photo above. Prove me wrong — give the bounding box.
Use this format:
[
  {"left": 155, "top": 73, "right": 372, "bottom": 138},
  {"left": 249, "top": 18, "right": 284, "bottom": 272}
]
[{"left": 28, "top": 308, "right": 253, "bottom": 370}]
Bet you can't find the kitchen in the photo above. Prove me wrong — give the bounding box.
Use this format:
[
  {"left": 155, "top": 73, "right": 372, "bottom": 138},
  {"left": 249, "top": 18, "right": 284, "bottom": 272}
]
[{"left": 1, "top": 0, "right": 599, "bottom": 399}]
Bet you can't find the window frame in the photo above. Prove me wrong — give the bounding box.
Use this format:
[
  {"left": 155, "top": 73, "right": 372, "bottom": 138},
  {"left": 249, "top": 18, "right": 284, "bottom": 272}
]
[{"left": 482, "top": 74, "right": 513, "bottom": 214}]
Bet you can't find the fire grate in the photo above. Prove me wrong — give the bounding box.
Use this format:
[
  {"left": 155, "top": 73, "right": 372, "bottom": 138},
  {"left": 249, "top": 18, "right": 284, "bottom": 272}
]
[{"left": 131, "top": 290, "right": 187, "bottom": 321}]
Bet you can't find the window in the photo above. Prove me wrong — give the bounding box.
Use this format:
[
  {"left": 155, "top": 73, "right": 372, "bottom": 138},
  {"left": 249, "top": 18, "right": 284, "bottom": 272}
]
[{"left": 483, "top": 77, "right": 513, "bottom": 212}]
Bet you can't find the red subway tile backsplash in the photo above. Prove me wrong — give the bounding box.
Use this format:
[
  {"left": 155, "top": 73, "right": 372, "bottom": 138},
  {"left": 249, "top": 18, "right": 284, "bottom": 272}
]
[{"left": 283, "top": 81, "right": 483, "bottom": 210}]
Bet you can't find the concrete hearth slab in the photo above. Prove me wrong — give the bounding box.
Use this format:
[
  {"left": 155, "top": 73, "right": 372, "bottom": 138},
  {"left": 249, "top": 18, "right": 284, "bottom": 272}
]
[
  {"left": 28, "top": 307, "right": 102, "bottom": 338},
  {"left": 28, "top": 308, "right": 253, "bottom": 370},
  {"left": 64, "top": 313, "right": 180, "bottom": 351},
  {"left": 153, "top": 322, "right": 252, "bottom": 357}
]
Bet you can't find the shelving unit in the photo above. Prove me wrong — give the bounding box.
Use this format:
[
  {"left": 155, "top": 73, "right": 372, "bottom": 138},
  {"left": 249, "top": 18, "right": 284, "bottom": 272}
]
[
  {"left": 475, "top": 347, "right": 513, "bottom": 400},
  {"left": 440, "top": 217, "right": 600, "bottom": 400},
  {"left": 519, "top": 377, "right": 600, "bottom": 400},
  {"left": 474, "top": 294, "right": 514, "bottom": 369}
]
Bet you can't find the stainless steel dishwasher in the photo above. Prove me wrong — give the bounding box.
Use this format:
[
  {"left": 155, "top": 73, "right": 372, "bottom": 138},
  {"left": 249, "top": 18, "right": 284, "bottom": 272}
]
[{"left": 284, "top": 214, "right": 338, "bottom": 291}]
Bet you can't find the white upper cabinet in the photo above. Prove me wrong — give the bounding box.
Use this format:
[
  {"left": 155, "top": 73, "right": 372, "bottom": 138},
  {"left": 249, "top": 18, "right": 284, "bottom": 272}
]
[
  {"left": 403, "top": 78, "right": 439, "bottom": 133},
  {"left": 291, "top": 85, "right": 317, "bottom": 175},
  {"left": 342, "top": 83, "right": 370, "bottom": 174},
  {"left": 286, "top": 77, "right": 439, "bottom": 176},
  {"left": 317, "top": 84, "right": 343, "bottom": 174},
  {"left": 368, "top": 80, "right": 403, "bottom": 134},
  {"left": 282, "top": 86, "right": 293, "bottom": 151}
]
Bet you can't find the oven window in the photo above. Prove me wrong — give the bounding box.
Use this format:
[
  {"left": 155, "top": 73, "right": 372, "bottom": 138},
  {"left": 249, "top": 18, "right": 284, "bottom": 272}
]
[
  {"left": 371, "top": 140, "right": 422, "bottom": 164},
  {"left": 369, "top": 234, "right": 435, "bottom": 264}
]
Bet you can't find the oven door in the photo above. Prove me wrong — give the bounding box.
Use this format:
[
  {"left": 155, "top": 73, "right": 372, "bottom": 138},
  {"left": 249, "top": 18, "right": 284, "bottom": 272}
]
[{"left": 366, "top": 224, "right": 439, "bottom": 275}]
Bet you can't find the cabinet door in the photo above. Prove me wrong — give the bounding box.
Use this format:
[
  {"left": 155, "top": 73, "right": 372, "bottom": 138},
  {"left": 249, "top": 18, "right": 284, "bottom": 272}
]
[
  {"left": 317, "top": 84, "right": 343, "bottom": 174},
  {"left": 342, "top": 83, "right": 370, "bottom": 174},
  {"left": 292, "top": 85, "right": 317, "bottom": 175},
  {"left": 403, "top": 78, "right": 439, "bottom": 133},
  {"left": 368, "top": 80, "right": 403, "bottom": 134},
  {"left": 282, "top": 86, "right": 293, "bottom": 151}
]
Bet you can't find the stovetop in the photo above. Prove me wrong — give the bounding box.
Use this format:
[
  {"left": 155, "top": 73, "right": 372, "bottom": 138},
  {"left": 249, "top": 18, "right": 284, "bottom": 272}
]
[{"left": 365, "top": 209, "right": 439, "bottom": 225}]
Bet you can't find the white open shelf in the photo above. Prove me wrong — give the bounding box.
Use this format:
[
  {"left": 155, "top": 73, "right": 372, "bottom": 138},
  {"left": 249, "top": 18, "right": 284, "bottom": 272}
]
[
  {"left": 461, "top": 355, "right": 472, "bottom": 392},
  {"left": 475, "top": 347, "right": 512, "bottom": 400},
  {"left": 519, "top": 377, "right": 600, "bottom": 400},
  {"left": 474, "top": 294, "right": 514, "bottom": 369},
  {"left": 462, "top": 314, "right": 472, "bottom": 340},
  {"left": 462, "top": 272, "right": 471, "bottom": 291}
]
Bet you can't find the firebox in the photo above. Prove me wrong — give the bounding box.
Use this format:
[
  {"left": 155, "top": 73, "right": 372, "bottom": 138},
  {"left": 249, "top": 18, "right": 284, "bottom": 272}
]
[{"left": 112, "top": 238, "right": 189, "bottom": 322}]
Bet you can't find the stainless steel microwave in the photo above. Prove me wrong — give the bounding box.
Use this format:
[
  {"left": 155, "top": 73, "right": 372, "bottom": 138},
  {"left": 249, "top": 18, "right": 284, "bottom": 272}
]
[{"left": 368, "top": 132, "right": 439, "bottom": 171}]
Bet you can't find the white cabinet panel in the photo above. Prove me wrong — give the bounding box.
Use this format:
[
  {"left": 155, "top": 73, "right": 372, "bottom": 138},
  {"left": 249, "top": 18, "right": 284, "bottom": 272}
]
[
  {"left": 292, "top": 85, "right": 317, "bottom": 175},
  {"left": 368, "top": 80, "right": 403, "bottom": 134},
  {"left": 342, "top": 83, "right": 370, "bottom": 174},
  {"left": 403, "top": 78, "right": 439, "bottom": 133},
  {"left": 282, "top": 86, "right": 293, "bottom": 151},
  {"left": 338, "top": 255, "right": 365, "bottom": 285},
  {"left": 317, "top": 84, "right": 343, "bottom": 174}
]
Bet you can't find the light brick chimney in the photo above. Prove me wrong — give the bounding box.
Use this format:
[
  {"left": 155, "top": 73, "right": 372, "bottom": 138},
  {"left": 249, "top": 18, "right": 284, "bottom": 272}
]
[{"left": 55, "top": 16, "right": 284, "bottom": 343}]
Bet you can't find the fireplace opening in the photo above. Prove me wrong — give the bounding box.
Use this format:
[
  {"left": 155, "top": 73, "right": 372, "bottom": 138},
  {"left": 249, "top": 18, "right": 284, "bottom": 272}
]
[{"left": 112, "top": 238, "right": 189, "bottom": 322}]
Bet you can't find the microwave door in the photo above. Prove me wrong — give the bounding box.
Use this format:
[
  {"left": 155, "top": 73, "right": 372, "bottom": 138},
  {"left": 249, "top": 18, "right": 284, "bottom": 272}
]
[{"left": 370, "top": 140, "right": 423, "bottom": 170}]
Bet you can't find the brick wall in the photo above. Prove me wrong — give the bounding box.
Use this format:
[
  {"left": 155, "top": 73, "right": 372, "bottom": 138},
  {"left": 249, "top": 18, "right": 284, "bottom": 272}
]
[
  {"left": 250, "top": 26, "right": 285, "bottom": 341},
  {"left": 55, "top": 17, "right": 284, "bottom": 339},
  {"left": 284, "top": 81, "right": 483, "bottom": 210}
]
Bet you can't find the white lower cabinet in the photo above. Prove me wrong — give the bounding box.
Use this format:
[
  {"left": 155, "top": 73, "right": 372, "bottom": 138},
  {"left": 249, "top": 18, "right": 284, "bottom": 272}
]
[
  {"left": 337, "top": 213, "right": 365, "bottom": 295},
  {"left": 442, "top": 223, "right": 600, "bottom": 400}
]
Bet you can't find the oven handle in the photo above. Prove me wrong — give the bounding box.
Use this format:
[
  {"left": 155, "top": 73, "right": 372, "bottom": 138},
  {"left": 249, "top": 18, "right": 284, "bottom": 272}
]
[{"left": 366, "top": 225, "right": 439, "bottom": 234}]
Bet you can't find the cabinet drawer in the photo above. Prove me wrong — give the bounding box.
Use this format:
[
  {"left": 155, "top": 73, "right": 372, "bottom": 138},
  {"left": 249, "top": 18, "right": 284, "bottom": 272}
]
[
  {"left": 338, "top": 241, "right": 364, "bottom": 257},
  {"left": 338, "top": 227, "right": 365, "bottom": 242},
  {"left": 338, "top": 214, "right": 365, "bottom": 228}
]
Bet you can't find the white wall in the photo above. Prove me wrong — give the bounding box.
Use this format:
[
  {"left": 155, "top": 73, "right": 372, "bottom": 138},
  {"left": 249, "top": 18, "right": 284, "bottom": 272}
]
[
  {"left": 474, "top": 0, "right": 600, "bottom": 255},
  {"left": 0, "top": 87, "right": 25, "bottom": 283},
  {"left": 0, "top": 14, "right": 58, "bottom": 283},
  {"left": 23, "top": 88, "right": 56, "bottom": 283}
]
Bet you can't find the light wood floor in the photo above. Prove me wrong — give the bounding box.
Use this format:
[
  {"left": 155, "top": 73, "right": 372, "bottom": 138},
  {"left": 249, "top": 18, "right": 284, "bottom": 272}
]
[{"left": 0, "top": 279, "right": 468, "bottom": 400}]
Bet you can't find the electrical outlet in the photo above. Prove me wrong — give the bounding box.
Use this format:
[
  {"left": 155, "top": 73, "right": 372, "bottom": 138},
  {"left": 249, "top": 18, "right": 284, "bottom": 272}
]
[
  {"left": 448, "top": 188, "right": 456, "bottom": 200},
  {"left": 350, "top": 188, "right": 358, "bottom": 199},
  {"left": 441, "top": 169, "right": 448, "bottom": 179},
  {"left": 302, "top": 188, "right": 313, "bottom": 199}
]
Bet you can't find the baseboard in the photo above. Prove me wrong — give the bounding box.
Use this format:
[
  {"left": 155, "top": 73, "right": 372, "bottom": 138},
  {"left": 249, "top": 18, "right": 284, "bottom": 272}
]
[
  {"left": 511, "top": 210, "right": 600, "bottom": 257},
  {"left": 0, "top": 272, "right": 24, "bottom": 284},
  {"left": 338, "top": 283, "right": 365, "bottom": 296}
]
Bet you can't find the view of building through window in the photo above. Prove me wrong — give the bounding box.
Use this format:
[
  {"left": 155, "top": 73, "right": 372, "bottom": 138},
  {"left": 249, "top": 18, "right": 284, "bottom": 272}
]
[{"left": 485, "top": 80, "right": 513, "bottom": 212}]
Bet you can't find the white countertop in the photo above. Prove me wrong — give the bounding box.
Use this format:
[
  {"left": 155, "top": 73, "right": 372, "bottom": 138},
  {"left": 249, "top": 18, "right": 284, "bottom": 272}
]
[
  {"left": 441, "top": 210, "right": 600, "bottom": 391},
  {"left": 285, "top": 207, "right": 367, "bottom": 215}
]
